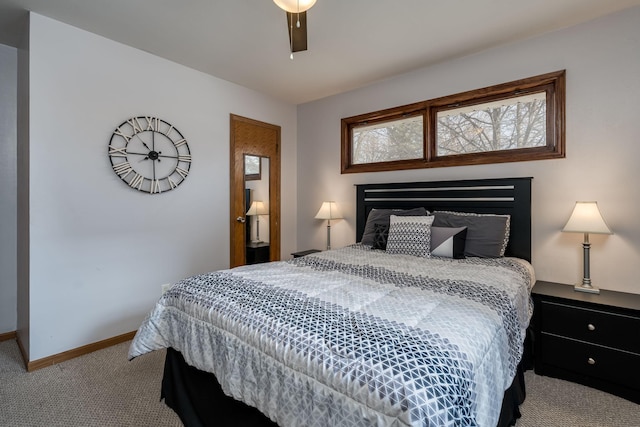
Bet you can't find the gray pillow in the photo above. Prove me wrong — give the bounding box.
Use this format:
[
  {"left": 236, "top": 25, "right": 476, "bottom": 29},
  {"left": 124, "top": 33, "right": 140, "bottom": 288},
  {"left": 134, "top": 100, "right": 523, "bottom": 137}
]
[
  {"left": 432, "top": 211, "right": 510, "bottom": 258},
  {"left": 361, "top": 207, "right": 427, "bottom": 246}
]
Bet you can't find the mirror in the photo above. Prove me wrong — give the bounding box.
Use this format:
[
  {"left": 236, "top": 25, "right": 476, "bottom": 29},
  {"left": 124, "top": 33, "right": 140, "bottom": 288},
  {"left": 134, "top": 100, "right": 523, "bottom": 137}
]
[
  {"left": 244, "top": 156, "right": 270, "bottom": 264},
  {"left": 230, "top": 114, "right": 281, "bottom": 268},
  {"left": 244, "top": 154, "right": 261, "bottom": 181}
]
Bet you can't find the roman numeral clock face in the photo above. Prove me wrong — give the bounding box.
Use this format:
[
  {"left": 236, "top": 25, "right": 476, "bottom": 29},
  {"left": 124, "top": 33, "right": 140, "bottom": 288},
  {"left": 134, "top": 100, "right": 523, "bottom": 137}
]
[{"left": 108, "top": 117, "right": 191, "bottom": 194}]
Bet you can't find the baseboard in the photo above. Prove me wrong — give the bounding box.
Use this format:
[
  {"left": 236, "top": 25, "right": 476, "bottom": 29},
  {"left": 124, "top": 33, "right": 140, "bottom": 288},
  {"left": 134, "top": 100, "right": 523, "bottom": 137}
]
[
  {"left": 27, "top": 330, "right": 137, "bottom": 372},
  {"left": 16, "top": 335, "right": 28, "bottom": 369},
  {"left": 0, "top": 331, "right": 17, "bottom": 342}
]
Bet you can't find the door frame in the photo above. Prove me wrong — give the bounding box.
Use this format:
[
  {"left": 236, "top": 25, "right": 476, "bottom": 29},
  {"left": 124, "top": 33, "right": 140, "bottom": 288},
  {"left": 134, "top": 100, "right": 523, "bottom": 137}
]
[{"left": 229, "top": 114, "right": 281, "bottom": 267}]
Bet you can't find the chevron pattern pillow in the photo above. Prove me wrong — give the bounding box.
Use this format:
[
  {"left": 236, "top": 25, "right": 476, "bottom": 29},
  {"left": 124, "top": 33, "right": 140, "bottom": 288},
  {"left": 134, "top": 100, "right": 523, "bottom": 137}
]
[
  {"left": 386, "top": 215, "right": 434, "bottom": 258},
  {"left": 431, "top": 226, "right": 467, "bottom": 258}
]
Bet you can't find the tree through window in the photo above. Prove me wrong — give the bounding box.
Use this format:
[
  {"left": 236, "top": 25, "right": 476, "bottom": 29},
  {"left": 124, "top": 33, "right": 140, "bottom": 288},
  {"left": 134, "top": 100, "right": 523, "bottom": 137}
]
[
  {"left": 436, "top": 92, "right": 546, "bottom": 155},
  {"left": 352, "top": 115, "right": 423, "bottom": 164}
]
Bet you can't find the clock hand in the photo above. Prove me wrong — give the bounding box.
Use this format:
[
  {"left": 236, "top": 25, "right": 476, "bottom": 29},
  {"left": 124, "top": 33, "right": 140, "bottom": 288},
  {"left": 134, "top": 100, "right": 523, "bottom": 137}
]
[
  {"left": 131, "top": 151, "right": 161, "bottom": 162},
  {"left": 133, "top": 133, "right": 152, "bottom": 152}
]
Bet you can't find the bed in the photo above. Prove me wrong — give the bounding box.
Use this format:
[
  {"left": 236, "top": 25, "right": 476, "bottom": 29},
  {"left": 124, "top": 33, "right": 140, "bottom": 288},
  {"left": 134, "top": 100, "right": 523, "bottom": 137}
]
[{"left": 129, "top": 177, "right": 534, "bottom": 427}]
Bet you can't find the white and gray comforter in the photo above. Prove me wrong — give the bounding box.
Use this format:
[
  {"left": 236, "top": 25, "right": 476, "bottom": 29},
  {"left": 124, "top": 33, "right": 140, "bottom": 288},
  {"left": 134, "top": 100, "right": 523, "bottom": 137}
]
[{"left": 129, "top": 244, "right": 534, "bottom": 427}]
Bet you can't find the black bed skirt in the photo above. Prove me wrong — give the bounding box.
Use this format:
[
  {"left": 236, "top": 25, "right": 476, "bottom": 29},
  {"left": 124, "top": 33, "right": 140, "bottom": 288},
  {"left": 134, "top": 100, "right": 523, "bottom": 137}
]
[{"left": 161, "top": 347, "right": 528, "bottom": 427}]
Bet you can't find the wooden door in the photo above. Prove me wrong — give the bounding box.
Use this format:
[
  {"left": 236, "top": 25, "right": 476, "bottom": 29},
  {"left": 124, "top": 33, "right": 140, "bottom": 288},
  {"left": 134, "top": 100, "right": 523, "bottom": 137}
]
[{"left": 230, "top": 114, "right": 281, "bottom": 268}]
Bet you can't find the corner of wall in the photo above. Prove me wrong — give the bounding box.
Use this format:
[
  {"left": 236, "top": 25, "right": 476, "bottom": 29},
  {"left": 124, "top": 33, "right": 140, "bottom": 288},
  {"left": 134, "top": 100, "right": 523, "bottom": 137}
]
[{"left": 16, "top": 12, "right": 30, "bottom": 361}]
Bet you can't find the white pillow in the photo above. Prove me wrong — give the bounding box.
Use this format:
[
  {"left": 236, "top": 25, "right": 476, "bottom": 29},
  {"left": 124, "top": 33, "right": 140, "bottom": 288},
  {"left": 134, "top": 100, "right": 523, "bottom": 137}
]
[{"left": 386, "top": 215, "right": 435, "bottom": 258}]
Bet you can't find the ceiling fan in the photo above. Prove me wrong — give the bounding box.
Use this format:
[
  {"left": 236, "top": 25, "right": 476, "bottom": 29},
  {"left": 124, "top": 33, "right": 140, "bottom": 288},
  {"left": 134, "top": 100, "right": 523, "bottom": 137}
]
[{"left": 273, "top": 0, "right": 316, "bottom": 58}]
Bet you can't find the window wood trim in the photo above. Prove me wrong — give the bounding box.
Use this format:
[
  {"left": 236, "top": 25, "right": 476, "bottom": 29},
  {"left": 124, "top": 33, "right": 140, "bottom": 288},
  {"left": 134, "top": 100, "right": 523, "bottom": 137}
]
[{"left": 341, "top": 70, "right": 565, "bottom": 174}]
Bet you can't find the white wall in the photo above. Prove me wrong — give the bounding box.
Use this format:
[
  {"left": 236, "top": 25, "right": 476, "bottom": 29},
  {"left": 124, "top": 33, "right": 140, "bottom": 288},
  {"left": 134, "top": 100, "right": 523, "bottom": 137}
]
[
  {"left": 27, "top": 13, "right": 297, "bottom": 360},
  {"left": 0, "top": 43, "right": 17, "bottom": 334},
  {"left": 297, "top": 7, "right": 640, "bottom": 295}
]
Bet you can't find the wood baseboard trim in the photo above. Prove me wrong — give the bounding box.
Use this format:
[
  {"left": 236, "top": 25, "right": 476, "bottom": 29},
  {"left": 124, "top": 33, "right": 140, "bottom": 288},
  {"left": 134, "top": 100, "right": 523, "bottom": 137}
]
[
  {"left": 0, "top": 331, "right": 17, "bottom": 342},
  {"left": 16, "top": 334, "right": 28, "bottom": 369},
  {"left": 27, "top": 330, "right": 138, "bottom": 372}
]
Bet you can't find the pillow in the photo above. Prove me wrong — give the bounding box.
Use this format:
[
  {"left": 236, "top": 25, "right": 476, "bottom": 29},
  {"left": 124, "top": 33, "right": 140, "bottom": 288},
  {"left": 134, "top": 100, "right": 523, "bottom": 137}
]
[
  {"left": 361, "top": 207, "right": 427, "bottom": 246},
  {"left": 372, "top": 223, "right": 390, "bottom": 250},
  {"left": 430, "top": 226, "right": 467, "bottom": 259},
  {"left": 432, "top": 211, "right": 510, "bottom": 258},
  {"left": 386, "top": 215, "right": 434, "bottom": 258}
]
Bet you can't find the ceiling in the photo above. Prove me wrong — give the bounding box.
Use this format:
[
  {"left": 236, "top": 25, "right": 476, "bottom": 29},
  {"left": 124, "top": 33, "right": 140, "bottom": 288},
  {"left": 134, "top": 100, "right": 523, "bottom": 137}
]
[{"left": 1, "top": 0, "right": 639, "bottom": 104}]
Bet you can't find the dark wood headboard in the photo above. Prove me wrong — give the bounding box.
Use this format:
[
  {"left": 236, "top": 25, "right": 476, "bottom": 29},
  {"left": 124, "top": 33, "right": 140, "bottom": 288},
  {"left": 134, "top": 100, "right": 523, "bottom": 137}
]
[{"left": 355, "top": 177, "right": 532, "bottom": 262}]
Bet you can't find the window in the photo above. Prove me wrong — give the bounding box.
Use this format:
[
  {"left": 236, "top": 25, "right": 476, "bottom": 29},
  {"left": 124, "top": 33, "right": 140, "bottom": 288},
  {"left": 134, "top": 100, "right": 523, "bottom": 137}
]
[
  {"left": 244, "top": 154, "right": 262, "bottom": 181},
  {"left": 352, "top": 114, "right": 423, "bottom": 164},
  {"left": 436, "top": 92, "right": 546, "bottom": 155},
  {"left": 341, "top": 70, "right": 565, "bottom": 173}
]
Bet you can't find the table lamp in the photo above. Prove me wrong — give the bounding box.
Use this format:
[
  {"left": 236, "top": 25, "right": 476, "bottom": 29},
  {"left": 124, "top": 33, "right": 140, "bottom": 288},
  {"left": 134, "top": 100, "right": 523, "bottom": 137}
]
[
  {"left": 246, "top": 200, "right": 269, "bottom": 243},
  {"left": 315, "top": 201, "right": 342, "bottom": 250},
  {"left": 562, "top": 201, "right": 612, "bottom": 294}
]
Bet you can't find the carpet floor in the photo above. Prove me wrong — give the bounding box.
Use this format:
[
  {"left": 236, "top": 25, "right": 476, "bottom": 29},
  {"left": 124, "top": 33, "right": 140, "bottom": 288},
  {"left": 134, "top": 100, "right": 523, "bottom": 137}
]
[{"left": 0, "top": 339, "right": 638, "bottom": 426}]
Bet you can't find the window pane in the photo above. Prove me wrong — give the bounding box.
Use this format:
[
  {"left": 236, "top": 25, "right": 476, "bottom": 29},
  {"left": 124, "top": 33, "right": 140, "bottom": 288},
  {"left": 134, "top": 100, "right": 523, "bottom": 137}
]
[
  {"left": 352, "top": 115, "right": 423, "bottom": 164},
  {"left": 436, "top": 92, "right": 546, "bottom": 156}
]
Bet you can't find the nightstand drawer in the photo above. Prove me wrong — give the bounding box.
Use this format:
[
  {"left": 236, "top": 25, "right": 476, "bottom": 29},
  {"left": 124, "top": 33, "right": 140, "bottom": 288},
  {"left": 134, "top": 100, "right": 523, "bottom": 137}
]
[
  {"left": 540, "top": 301, "right": 640, "bottom": 353},
  {"left": 540, "top": 334, "right": 640, "bottom": 390},
  {"left": 533, "top": 281, "right": 640, "bottom": 403}
]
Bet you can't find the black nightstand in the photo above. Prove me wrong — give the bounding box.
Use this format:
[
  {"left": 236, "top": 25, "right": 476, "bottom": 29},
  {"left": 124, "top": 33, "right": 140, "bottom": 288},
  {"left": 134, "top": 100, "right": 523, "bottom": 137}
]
[
  {"left": 246, "top": 242, "right": 270, "bottom": 264},
  {"left": 291, "top": 249, "right": 321, "bottom": 258},
  {"left": 531, "top": 280, "right": 640, "bottom": 403}
]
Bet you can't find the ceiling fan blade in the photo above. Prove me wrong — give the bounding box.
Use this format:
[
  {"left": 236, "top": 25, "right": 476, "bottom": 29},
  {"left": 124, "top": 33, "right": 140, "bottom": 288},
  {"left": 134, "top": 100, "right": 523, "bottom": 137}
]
[{"left": 286, "top": 11, "right": 308, "bottom": 53}]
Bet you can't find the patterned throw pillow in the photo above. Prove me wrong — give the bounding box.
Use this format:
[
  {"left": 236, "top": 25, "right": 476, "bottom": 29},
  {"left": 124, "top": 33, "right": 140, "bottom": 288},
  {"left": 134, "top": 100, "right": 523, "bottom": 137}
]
[
  {"left": 372, "top": 223, "right": 390, "bottom": 250},
  {"left": 386, "top": 215, "right": 435, "bottom": 258},
  {"left": 430, "top": 226, "right": 467, "bottom": 259},
  {"left": 360, "top": 207, "right": 427, "bottom": 246}
]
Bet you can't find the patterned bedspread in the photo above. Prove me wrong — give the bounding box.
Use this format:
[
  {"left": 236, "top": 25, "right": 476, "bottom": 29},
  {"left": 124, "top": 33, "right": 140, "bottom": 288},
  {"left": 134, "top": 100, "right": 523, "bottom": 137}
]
[{"left": 129, "top": 244, "right": 534, "bottom": 427}]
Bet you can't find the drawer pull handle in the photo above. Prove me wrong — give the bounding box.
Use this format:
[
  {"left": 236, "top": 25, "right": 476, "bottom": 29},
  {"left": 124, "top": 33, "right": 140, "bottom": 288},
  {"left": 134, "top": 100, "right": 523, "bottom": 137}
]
[
  {"left": 587, "top": 324, "right": 596, "bottom": 331},
  {"left": 587, "top": 357, "right": 596, "bottom": 365}
]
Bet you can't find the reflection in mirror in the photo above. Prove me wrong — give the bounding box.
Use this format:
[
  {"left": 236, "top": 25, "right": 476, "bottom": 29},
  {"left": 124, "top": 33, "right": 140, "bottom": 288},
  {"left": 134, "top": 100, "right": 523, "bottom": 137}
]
[
  {"left": 244, "top": 154, "right": 261, "bottom": 181},
  {"left": 245, "top": 156, "right": 270, "bottom": 264},
  {"left": 246, "top": 200, "right": 268, "bottom": 242}
]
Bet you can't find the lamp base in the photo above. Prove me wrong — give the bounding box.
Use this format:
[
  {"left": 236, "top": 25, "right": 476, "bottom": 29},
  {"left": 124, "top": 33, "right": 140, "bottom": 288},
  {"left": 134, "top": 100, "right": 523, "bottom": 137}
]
[{"left": 574, "top": 283, "right": 600, "bottom": 294}]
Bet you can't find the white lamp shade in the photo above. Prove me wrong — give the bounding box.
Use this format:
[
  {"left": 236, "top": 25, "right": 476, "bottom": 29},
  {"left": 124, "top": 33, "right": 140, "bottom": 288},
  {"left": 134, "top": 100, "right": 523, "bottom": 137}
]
[
  {"left": 273, "top": 0, "right": 316, "bottom": 13},
  {"left": 246, "top": 200, "right": 269, "bottom": 216},
  {"left": 562, "top": 201, "right": 612, "bottom": 234},
  {"left": 315, "top": 201, "right": 342, "bottom": 220}
]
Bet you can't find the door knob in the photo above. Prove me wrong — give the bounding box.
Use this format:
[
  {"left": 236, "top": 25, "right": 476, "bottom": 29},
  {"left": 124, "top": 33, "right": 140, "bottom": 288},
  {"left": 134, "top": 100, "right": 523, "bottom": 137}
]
[{"left": 236, "top": 216, "right": 246, "bottom": 223}]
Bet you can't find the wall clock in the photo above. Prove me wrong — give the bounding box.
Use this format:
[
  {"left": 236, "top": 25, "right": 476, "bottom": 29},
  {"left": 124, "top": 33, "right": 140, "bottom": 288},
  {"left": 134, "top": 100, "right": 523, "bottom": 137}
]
[{"left": 108, "top": 116, "right": 191, "bottom": 194}]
